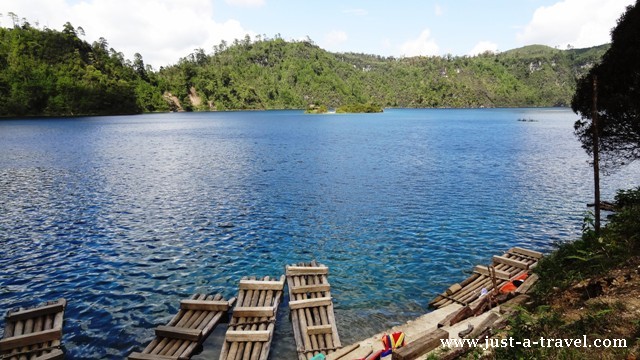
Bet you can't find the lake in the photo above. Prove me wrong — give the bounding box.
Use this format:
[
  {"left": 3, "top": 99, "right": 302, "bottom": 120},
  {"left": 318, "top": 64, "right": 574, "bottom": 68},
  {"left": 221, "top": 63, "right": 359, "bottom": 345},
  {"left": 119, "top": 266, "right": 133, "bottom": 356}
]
[{"left": 0, "top": 108, "right": 637, "bottom": 359}]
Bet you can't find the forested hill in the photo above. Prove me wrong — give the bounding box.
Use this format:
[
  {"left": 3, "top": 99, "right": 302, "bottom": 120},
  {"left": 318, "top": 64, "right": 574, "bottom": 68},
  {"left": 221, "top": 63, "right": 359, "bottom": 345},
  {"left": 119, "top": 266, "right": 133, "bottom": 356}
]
[
  {"left": 160, "top": 39, "right": 608, "bottom": 111},
  {"left": 0, "top": 21, "right": 608, "bottom": 117}
]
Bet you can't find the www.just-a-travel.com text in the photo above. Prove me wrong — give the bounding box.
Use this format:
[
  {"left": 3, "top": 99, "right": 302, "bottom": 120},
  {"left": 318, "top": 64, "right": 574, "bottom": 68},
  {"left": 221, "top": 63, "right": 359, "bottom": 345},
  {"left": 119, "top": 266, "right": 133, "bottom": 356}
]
[{"left": 441, "top": 336, "right": 627, "bottom": 349}]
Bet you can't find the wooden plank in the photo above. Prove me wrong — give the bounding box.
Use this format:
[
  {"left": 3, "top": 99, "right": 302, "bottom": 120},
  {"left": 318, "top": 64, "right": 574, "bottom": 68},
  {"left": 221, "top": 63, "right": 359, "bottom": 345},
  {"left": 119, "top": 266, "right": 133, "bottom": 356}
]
[
  {"left": 509, "top": 247, "right": 543, "bottom": 259},
  {"left": 231, "top": 306, "right": 275, "bottom": 318},
  {"left": 179, "top": 299, "right": 230, "bottom": 311},
  {"left": 437, "top": 305, "right": 473, "bottom": 328},
  {"left": 128, "top": 352, "right": 180, "bottom": 360},
  {"left": 289, "top": 297, "right": 332, "bottom": 310},
  {"left": 473, "top": 265, "right": 512, "bottom": 280},
  {"left": 307, "top": 324, "right": 333, "bottom": 336},
  {"left": 155, "top": 325, "right": 201, "bottom": 342},
  {"left": 499, "top": 294, "right": 531, "bottom": 315},
  {"left": 225, "top": 330, "right": 271, "bottom": 342},
  {"left": 0, "top": 328, "right": 61, "bottom": 351},
  {"left": 238, "top": 279, "right": 285, "bottom": 291},
  {"left": 290, "top": 284, "right": 331, "bottom": 294},
  {"left": 466, "top": 312, "right": 501, "bottom": 339},
  {"left": 445, "top": 283, "right": 462, "bottom": 295},
  {"left": 493, "top": 255, "right": 529, "bottom": 270},
  {"left": 392, "top": 328, "right": 448, "bottom": 360},
  {"left": 33, "top": 349, "right": 65, "bottom": 360},
  {"left": 516, "top": 273, "right": 539, "bottom": 294},
  {"left": 324, "top": 343, "right": 360, "bottom": 360},
  {"left": 6, "top": 301, "right": 65, "bottom": 322},
  {"left": 286, "top": 266, "right": 329, "bottom": 276}
]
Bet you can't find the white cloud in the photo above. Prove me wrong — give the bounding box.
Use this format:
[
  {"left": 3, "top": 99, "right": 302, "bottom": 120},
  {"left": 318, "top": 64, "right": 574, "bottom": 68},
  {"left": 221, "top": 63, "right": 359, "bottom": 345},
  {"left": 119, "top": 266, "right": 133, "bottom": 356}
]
[
  {"left": 1, "top": 0, "right": 254, "bottom": 68},
  {"left": 435, "top": 4, "right": 444, "bottom": 16},
  {"left": 400, "top": 29, "right": 439, "bottom": 57},
  {"left": 468, "top": 41, "right": 499, "bottom": 56},
  {"left": 324, "top": 30, "right": 348, "bottom": 46},
  {"left": 225, "top": 0, "right": 265, "bottom": 8},
  {"left": 517, "top": 0, "right": 633, "bottom": 48}
]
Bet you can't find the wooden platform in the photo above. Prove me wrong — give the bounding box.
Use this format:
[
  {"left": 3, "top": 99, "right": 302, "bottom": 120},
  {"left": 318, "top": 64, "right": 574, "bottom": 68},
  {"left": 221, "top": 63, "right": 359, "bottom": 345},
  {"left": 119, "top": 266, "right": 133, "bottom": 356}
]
[
  {"left": 218, "top": 275, "right": 285, "bottom": 360},
  {"left": 0, "top": 298, "right": 66, "bottom": 360},
  {"left": 286, "top": 261, "right": 341, "bottom": 360},
  {"left": 129, "top": 293, "right": 235, "bottom": 360},
  {"left": 429, "top": 247, "right": 543, "bottom": 309}
]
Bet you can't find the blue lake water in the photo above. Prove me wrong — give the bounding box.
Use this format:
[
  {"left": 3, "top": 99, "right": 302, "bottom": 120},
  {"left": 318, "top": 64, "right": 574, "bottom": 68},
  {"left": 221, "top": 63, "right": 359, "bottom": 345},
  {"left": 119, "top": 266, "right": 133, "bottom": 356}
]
[{"left": 0, "top": 108, "right": 637, "bottom": 359}]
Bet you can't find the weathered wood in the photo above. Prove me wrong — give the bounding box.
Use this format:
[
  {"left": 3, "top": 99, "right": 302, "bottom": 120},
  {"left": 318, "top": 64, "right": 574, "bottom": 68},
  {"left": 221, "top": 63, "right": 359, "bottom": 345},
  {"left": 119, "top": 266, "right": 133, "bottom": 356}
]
[
  {"left": 391, "top": 328, "right": 448, "bottom": 360},
  {"left": 307, "top": 325, "right": 333, "bottom": 336},
  {"left": 290, "top": 284, "right": 331, "bottom": 294},
  {"left": 0, "top": 328, "right": 62, "bottom": 351},
  {"left": 324, "top": 343, "right": 360, "bottom": 360},
  {"left": 445, "top": 283, "right": 462, "bottom": 295},
  {"left": 438, "top": 305, "right": 473, "bottom": 328},
  {"left": 286, "top": 266, "right": 329, "bottom": 275},
  {"left": 231, "top": 306, "right": 275, "bottom": 318},
  {"left": 179, "top": 299, "right": 230, "bottom": 311},
  {"left": 155, "top": 325, "right": 201, "bottom": 342},
  {"left": 6, "top": 300, "right": 65, "bottom": 322},
  {"left": 128, "top": 352, "right": 180, "bottom": 360},
  {"left": 33, "top": 349, "right": 65, "bottom": 360},
  {"left": 289, "top": 297, "right": 333, "bottom": 310},
  {"left": 239, "top": 279, "right": 285, "bottom": 291},
  {"left": 509, "top": 247, "right": 543, "bottom": 259},
  {"left": 515, "top": 274, "right": 539, "bottom": 294},
  {"left": 473, "top": 265, "right": 511, "bottom": 280},
  {"left": 493, "top": 255, "right": 529, "bottom": 270},
  {"left": 225, "top": 330, "right": 271, "bottom": 342},
  {"left": 466, "top": 312, "right": 500, "bottom": 339}
]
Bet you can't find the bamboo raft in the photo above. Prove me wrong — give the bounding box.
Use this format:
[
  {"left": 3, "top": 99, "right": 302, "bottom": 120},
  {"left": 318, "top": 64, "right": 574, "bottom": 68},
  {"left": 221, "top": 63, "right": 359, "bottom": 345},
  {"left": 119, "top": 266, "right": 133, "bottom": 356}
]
[
  {"left": 429, "top": 247, "right": 543, "bottom": 309},
  {"left": 286, "top": 261, "right": 341, "bottom": 360},
  {"left": 218, "top": 275, "right": 286, "bottom": 360},
  {"left": 0, "top": 298, "right": 66, "bottom": 360},
  {"left": 129, "top": 293, "right": 235, "bottom": 360}
]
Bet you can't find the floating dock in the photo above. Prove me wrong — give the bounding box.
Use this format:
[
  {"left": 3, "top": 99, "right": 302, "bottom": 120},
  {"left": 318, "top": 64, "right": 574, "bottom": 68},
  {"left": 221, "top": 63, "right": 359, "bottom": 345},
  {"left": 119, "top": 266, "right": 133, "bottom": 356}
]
[
  {"left": 429, "top": 247, "right": 543, "bottom": 309},
  {"left": 0, "top": 298, "right": 66, "bottom": 360},
  {"left": 286, "top": 261, "right": 341, "bottom": 360},
  {"left": 218, "top": 275, "right": 285, "bottom": 360},
  {"left": 129, "top": 293, "right": 235, "bottom": 360}
]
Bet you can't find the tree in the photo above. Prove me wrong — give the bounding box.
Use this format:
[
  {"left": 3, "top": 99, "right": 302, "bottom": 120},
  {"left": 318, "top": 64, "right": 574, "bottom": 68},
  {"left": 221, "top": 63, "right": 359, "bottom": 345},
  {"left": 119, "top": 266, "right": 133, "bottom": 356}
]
[{"left": 572, "top": 1, "right": 640, "bottom": 170}]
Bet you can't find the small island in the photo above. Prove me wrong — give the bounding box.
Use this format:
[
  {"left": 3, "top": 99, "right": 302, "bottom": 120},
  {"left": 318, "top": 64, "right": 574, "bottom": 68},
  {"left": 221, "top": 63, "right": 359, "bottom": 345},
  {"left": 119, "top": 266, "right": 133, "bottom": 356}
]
[{"left": 305, "top": 102, "right": 383, "bottom": 114}]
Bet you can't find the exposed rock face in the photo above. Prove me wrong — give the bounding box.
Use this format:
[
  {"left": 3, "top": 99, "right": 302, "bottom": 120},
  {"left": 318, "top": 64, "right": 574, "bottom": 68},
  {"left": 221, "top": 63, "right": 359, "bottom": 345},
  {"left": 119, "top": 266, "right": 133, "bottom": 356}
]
[{"left": 162, "top": 92, "right": 183, "bottom": 112}]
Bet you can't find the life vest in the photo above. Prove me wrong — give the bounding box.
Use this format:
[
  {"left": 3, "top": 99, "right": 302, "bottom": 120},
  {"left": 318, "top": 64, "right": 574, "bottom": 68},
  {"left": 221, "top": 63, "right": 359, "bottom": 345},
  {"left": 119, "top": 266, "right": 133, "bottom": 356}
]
[
  {"left": 500, "top": 273, "right": 529, "bottom": 293},
  {"left": 380, "top": 332, "right": 406, "bottom": 358}
]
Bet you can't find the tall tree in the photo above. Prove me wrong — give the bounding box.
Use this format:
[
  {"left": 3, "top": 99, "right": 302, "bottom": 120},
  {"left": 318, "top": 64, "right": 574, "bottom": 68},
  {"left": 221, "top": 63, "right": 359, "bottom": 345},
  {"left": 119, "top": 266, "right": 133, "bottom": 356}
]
[{"left": 572, "top": 1, "right": 640, "bottom": 170}]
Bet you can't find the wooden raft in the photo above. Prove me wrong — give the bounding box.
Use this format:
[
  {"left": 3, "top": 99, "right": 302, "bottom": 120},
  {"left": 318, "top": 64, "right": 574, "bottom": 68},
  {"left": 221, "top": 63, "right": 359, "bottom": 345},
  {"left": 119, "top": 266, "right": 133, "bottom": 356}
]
[
  {"left": 0, "top": 298, "right": 66, "bottom": 360},
  {"left": 429, "top": 247, "right": 543, "bottom": 309},
  {"left": 218, "top": 275, "right": 285, "bottom": 360},
  {"left": 129, "top": 293, "right": 235, "bottom": 360},
  {"left": 286, "top": 261, "right": 341, "bottom": 360}
]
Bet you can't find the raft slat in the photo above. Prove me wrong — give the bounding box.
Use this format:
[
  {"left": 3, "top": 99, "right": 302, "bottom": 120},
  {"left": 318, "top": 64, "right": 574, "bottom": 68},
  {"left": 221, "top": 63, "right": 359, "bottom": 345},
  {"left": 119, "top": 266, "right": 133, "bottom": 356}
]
[
  {"left": 225, "top": 330, "right": 271, "bottom": 342},
  {"left": 307, "top": 325, "right": 333, "bottom": 335},
  {"left": 0, "top": 328, "right": 61, "bottom": 351},
  {"left": 509, "top": 247, "right": 543, "bottom": 259},
  {"left": 6, "top": 303, "right": 64, "bottom": 322},
  {"left": 179, "top": 299, "right": 230, "bottom": 311},
  {"left": 289, "top": 297, "right": 333, "bottom": 310},
  {"left": 286, "top": 266, "right": 329, "bottom": 275},
  {"left": 291, "top": 284, "right": 331, "bottom": 294},
  {"left": 231, "top": 306, "right": 275, "bottom": 318},
  {"left": 128, "top": 352, "right": 180, "bottom": 360},
  {"left": 473, "top": 266, "right": 512, "bottom": 280},
  {"left": 239, "top": 279, "right": 285, "bottom": 290},
  {"left": 493, "top": 255, "right": 529, "bottom": 270},
  {"left": 155, "top": 326, "right": 201, "bottom": 342}
]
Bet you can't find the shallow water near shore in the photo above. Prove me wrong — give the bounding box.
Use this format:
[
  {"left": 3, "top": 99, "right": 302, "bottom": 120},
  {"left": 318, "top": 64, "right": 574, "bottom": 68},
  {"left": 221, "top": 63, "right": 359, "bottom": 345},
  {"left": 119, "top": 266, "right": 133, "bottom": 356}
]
[{"left": 0, "top": 108, "right": 637, "bottom": 359}]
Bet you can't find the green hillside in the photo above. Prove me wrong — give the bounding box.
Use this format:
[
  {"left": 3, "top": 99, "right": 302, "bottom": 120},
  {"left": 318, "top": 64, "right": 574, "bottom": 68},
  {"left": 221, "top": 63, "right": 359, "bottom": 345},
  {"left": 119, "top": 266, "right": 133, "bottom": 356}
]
[
  {"left": 0, "top": 20, "right": 609, "bottom": 117},
  {"left": 158, "top": 38, "right": 609, "bottom": 111}
]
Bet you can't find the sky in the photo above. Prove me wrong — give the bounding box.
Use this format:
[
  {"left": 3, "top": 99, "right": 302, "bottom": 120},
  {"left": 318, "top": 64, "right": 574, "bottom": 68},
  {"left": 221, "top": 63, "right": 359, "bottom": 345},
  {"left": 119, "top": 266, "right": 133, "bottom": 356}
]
[{"left": 0, "top": 0, "right": 635, "bottom": 68}]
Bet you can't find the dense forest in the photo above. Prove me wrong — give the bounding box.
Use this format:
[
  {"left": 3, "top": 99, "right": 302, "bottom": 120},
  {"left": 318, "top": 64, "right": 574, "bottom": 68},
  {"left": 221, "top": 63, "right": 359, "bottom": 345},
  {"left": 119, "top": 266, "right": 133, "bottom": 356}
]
[{"left": 0, "top": 19, "right": 609, "bottom": 117}]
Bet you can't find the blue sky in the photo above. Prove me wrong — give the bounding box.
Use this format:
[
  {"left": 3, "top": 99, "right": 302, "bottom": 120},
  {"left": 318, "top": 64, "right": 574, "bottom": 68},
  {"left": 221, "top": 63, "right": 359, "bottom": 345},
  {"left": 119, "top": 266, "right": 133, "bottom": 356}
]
[{"left": 1, "top": 0, "right": 634, "bottom": 67}]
